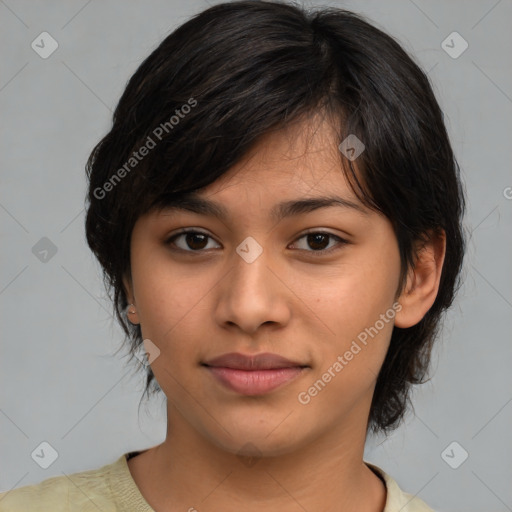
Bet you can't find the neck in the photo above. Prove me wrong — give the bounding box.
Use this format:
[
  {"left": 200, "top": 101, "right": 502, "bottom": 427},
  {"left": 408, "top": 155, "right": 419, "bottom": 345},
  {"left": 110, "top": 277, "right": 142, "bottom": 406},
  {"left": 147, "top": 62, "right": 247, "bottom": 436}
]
[{"left": 129, "top": 402, "right": 387, "bottom": 512}]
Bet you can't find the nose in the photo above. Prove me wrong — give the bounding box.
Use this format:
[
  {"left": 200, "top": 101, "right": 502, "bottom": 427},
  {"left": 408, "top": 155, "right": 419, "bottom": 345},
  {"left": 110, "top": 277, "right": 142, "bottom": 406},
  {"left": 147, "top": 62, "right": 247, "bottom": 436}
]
[{"left": 214, "top": 241, "right": 291, "bottom": 335}]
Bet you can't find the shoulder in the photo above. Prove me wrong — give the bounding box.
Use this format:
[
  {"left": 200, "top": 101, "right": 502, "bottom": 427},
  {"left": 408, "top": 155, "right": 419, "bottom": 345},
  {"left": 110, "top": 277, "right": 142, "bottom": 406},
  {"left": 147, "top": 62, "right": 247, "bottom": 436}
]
[
  {"left": 366, "top": 462, "right": 437, "bottom": 512},
  {"left": 0, "top": 454, "right": 128, "bottom": 512}
]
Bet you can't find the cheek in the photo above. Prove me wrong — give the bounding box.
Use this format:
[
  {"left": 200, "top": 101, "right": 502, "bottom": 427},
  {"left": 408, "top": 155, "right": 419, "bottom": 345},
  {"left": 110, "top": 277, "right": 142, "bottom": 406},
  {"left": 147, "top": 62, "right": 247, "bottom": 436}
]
[
  {"left": 302, "top": 246, "right": 400, "bottom": 375},
  {"left": 131, "top": 257, "right": 229, "bottom": 396},
  {"left": 311, "top": 259, "right": 399, "bottom": 337},
  {"left": 296, "top": 277, "right": 398, "bottom": 422},
  {"left": 131, "top": 251, "right": 211, "bottom": 341}
]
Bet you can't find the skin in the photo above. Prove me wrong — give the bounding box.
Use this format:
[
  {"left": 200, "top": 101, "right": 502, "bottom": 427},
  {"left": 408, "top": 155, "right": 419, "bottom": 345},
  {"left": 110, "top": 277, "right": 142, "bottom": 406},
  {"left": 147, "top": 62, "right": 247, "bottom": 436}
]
[{"left": 123, "top": 113, "right": 446, "bottom": 512}]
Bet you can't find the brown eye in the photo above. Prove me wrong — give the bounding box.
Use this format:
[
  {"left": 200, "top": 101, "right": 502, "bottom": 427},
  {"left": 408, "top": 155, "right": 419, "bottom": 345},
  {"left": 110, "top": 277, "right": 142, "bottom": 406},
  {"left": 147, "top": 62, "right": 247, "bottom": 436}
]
[
  {"left": 291, "top": 231, "right": 347, "bottom": 255},
  {"left": 306, "top": 233, "right": 330, "bottom": 250},
  {"left": 184, "top": 233, "right": 209, "bottom": 250},
  {"left": 166, "top": 230, "right": 220, "bottom": 252}
]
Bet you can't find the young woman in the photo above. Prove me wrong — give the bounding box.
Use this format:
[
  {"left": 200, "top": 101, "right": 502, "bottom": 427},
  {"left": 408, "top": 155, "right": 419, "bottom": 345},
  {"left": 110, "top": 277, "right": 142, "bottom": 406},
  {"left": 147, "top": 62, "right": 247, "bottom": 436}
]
[{"left": 0, "top": 1, "right": 465, "bottom": 510}]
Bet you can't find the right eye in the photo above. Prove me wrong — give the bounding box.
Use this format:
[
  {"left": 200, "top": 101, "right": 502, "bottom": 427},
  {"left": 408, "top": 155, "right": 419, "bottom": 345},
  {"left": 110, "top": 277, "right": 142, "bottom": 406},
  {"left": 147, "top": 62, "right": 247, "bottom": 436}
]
[{"left": 165, "top": 229, "right": 221, "bottom": 253}]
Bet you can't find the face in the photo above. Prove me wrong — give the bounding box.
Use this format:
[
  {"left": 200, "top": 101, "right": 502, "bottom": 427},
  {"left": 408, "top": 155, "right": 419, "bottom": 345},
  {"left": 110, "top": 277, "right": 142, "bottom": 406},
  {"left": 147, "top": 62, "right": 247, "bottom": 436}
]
[{"left": 123, "top": 115, "right": 403, "bottom": 458}]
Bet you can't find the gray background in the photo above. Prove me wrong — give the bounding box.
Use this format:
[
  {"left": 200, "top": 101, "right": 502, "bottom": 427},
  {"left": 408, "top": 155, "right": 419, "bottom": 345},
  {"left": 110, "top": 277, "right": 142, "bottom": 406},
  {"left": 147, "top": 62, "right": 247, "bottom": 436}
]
[{"left": 1, "top": 1, "right": 511, "bottom": 511}]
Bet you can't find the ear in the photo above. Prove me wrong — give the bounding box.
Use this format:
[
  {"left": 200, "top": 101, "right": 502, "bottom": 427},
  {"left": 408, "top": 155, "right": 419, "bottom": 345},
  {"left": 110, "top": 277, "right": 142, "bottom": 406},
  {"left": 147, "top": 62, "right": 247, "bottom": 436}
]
[
  {"left": 122, "top": 273, "right": 140, "bottom": 325},
  {"left": 394, "top": 230, "right": 446, "bottom": 329}
]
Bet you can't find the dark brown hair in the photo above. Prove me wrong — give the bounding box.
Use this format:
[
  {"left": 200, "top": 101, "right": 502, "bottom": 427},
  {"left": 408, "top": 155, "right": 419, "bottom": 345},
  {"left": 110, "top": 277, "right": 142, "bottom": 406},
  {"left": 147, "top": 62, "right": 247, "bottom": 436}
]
[{"left": 84, "top": 0, "right": 466, "bottom": 435}]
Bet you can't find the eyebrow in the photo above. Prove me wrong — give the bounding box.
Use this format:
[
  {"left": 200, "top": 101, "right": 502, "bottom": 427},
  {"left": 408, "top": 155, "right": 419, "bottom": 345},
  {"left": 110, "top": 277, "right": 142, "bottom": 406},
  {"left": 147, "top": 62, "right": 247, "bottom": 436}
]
[{"left": 158, "top": 192, "right": 368, "bottom": 222}]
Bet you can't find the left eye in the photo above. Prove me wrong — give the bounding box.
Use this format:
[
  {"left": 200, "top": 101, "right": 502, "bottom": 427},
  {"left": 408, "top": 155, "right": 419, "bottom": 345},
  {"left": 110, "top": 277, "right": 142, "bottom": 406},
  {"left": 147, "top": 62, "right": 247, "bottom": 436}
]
[
  {"left": 166, "top": 230, "right": 346, "bottom": 254},
  {"left": 291, "top": 232, "right": 346, "bottom": 254}
]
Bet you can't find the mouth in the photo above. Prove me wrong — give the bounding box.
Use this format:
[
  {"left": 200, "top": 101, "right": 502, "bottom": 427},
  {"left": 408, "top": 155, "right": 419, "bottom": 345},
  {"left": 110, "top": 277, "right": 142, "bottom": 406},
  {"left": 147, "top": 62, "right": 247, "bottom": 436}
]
[{"left": 201, "top": 352, "right": 309, "bottom": 396}]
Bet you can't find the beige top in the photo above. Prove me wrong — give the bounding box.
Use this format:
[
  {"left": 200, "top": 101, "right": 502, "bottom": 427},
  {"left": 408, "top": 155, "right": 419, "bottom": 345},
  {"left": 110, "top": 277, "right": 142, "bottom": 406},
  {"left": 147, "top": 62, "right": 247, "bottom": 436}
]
[{"left": 0, "top": 451, "right": 434, "bottom": 511}]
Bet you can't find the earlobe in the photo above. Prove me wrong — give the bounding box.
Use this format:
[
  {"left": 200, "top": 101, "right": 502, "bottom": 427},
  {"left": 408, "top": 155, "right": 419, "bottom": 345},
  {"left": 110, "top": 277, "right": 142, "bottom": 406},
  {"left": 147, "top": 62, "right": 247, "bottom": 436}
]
[
  {"left": 394, "top": 230, "right": 446, "bottom": 329},
  {"left": 122, "top": 274, "right": 140, "bottom": 325}
]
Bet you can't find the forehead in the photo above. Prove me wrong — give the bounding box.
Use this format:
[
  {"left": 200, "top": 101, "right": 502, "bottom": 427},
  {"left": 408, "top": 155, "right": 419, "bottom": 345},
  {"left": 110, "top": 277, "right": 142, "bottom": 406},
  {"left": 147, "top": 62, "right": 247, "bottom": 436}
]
[
  {"left": 229, "top": 113, "right": 345, "bottom": 179},
  {"left": 190, "top": 116, "right": 359, "bottom": 205},
  {"left": 150, "top": 115, "right": 371, "bottom": 223}
]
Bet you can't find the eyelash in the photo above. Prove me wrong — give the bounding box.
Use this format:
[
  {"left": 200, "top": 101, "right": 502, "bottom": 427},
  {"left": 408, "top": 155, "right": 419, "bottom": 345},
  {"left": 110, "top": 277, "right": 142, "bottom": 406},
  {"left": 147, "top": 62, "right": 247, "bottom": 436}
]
[{"left": 165, "top": 229, "right": 348, "bottom": 257}]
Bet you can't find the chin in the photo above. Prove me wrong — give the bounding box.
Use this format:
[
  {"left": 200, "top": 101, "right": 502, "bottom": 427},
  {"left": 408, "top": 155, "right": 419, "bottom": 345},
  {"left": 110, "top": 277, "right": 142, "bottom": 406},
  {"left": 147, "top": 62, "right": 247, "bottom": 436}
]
[{"left": 204, "top": 420, "right": 309, "bottom": 459}]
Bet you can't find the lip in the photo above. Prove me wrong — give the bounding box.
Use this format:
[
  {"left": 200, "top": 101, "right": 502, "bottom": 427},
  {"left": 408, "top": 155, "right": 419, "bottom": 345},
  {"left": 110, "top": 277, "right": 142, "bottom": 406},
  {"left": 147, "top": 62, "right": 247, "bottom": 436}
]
[
  {"left": 202, "top": 352, "right": 306, "bottom": 370},
  {"left": 202, "top": 352, "right": 309, "bottom": 396}
]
